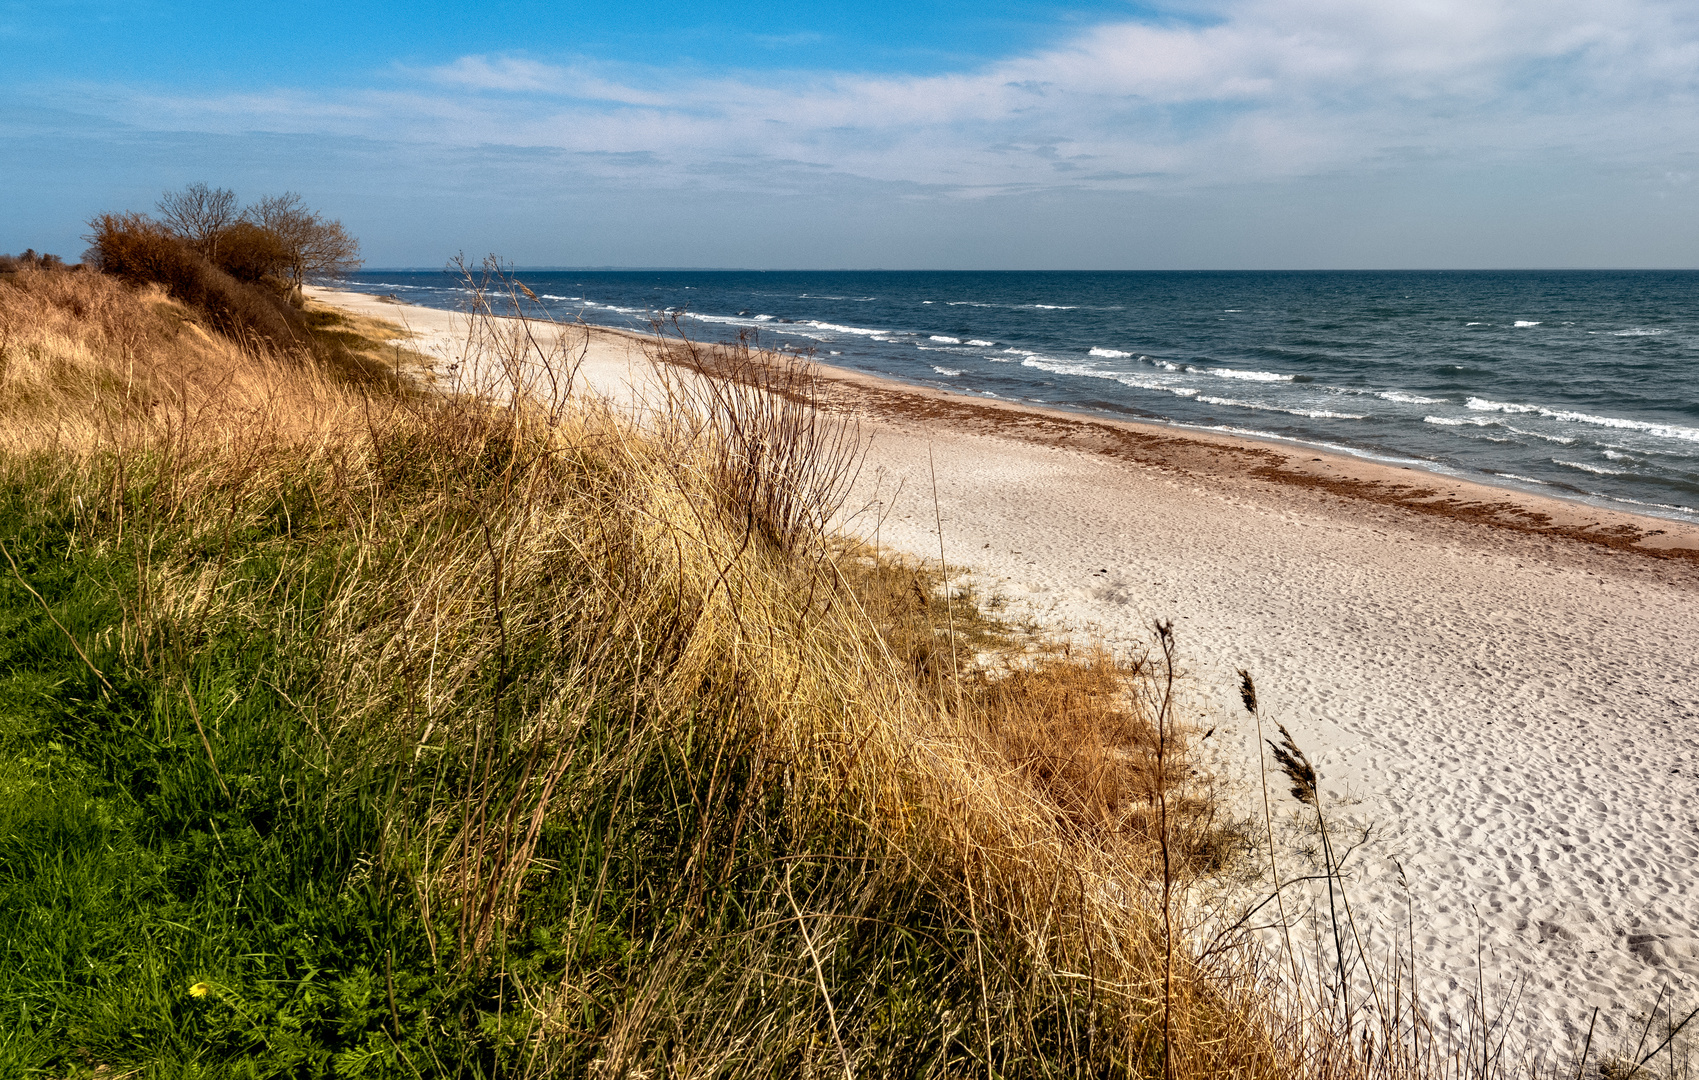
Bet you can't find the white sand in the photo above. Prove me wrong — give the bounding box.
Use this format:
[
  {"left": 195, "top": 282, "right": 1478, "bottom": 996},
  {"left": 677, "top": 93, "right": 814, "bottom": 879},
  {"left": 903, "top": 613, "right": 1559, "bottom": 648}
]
[{"left": 313, "top": 286, "right": 1699, "bottom": 1054}]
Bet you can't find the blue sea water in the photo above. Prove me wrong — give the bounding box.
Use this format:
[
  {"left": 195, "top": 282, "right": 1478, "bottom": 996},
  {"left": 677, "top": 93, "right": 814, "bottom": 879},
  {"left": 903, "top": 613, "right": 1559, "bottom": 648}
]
[{"left": 340, "top": 269, "right": 1699, "bottom": 524}]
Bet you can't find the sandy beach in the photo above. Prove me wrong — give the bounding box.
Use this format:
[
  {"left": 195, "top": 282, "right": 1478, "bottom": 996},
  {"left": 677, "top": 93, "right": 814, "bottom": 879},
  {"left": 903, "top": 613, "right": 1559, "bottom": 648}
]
[{"left": 311, "top": 286, "right": 1699, "bottom": 1052}]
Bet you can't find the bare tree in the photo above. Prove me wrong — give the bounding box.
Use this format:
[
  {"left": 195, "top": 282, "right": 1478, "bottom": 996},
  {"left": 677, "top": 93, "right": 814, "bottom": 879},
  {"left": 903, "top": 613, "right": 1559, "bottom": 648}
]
[
  {"left": 244, "top": 192, "right": 362, "bottom": 300},
  {"left": 157, "top": 183, "right": 240, "bottom": 260}
]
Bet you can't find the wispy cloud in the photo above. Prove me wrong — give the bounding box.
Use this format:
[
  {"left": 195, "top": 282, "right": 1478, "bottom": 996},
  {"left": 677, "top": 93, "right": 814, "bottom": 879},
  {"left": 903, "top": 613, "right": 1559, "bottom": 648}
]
[{"left": 29, "top": 0, "right": 1699, "bottom": 202}]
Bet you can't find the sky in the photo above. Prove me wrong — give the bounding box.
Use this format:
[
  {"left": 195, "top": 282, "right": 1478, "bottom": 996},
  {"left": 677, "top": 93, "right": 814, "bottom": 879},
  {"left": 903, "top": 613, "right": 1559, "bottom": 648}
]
[{"left": 4, "top": 0, "right": 1697, "bottom": 269}]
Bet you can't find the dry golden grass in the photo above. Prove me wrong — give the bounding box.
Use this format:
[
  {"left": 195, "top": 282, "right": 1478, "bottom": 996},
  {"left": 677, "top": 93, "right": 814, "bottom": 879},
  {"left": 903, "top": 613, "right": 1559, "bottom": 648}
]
[{"left": 4, "top": 263, "right": 1550, "bottom": 1078}]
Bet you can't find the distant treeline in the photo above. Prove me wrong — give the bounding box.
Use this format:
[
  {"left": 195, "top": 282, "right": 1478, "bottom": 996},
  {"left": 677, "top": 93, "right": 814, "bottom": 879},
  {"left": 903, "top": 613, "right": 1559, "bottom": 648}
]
[
  {"left": 0, "top": 250, "right": 77, "bottom": 272},
  {"left": 76, "top": 184, "right": 364, "bottom": 356},
  {"left": 88, "top": 183, "right": 361, "bottom": 302}
]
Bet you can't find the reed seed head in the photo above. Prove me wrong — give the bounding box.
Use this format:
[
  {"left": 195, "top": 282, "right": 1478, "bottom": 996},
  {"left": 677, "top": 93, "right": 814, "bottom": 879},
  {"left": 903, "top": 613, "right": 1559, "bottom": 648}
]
[
  {"left": 1237, "top": 668, "right": 1258, "bottom": 714},
  {"left": 1267, "top": 723, "right": 1318, "bottom": 805}
]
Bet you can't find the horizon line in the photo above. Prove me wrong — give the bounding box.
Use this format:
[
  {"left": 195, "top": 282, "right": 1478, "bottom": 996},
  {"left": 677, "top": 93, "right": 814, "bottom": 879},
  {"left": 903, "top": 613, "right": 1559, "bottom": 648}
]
[{"left": 349, "top": 265, "right": 1699, "bottom": 274}]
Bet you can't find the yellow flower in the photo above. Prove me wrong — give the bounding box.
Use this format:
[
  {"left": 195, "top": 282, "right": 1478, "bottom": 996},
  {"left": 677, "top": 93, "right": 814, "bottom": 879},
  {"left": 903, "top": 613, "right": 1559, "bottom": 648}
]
[{"left": 189, "top": 982, "right": 211, "bottom": 999}]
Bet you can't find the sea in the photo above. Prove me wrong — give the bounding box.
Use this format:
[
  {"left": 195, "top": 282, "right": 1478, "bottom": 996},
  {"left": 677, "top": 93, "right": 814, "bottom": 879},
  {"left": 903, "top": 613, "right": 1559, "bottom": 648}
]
[{"left": 339, "top": 269, "right": 1699, "bottom": 525}]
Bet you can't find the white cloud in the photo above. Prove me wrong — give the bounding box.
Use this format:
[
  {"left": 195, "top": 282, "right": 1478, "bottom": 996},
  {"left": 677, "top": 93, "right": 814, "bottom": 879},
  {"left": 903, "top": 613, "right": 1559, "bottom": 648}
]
[{"left": 45, "top": 0, "right": 1699, "bottom": 201}]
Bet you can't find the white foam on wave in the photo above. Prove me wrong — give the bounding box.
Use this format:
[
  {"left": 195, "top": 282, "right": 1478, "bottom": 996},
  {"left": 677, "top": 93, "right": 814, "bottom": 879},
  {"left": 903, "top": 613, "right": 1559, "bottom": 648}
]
[
  {"left": 1554, "top": 459, "right": 1628, "bottom": 476},
  {"left": 1198, "top": 395, "right": 1365, "bottom": 420},
  {"left": 1609, "top": 328, "right": 1668, "bottom": 336},
  {"left": 1032, "top": 304, "right": 1077, "bottom": 310},
  {"left": 1504, "top": 425, "right": 1577, "bottom": 445},
  {"left": 1544, "top": 409, "right": 1699, "bottom": 441},
  {"left": 1611, "top": 495, "right": 1699, "bottom": 516},
  {"left": 1514, "top": 320, "right": 1541, "bottom": 328},
  {"left": 1471, "top": 398, "right": 1699, "bottom": 443},
  {"left": 1424, "top": 415, "right": 1497, "bottom": 427},
  {"left": 1378, "top": 390, "right": 1444, "bottom": 404},
  {"left": 1466, "top": 397, "right": 1539, "bottom": 414},
  {"left": 930, "top": 335, "right": 961, "bottom": 344},
  {"left": 1090, "top": 347, "right": 1133, "bottom": 358},
  {"left": 754, "top": 314, "right": 773, "bottom": 321},
  {"left": 538, "top": 294, "right": 582, "bottom": 301},
  {"left": 1211, "top": 368, "right": 1294, "bottom": 382},
  {"left": 1493, "top": 472, "right": 1550, "bottom": 485},
  {"left": 931, "top": 365, "right": 963, "bottom": 377},
  {"left": 1021, "top": 356, "right": 1103, "bottom": 378},
  {"left": 803, "top": 320, "right": 890, "bottom": 336},
  {"left": 967, "top": 339, "right": 996, "bottom": 347},
  {"left": 1117, "top": 378, "right": 1200, "bottom": 398},
  {"left": 1465, "top": 321, "right": 1486, "bottom": 326}
]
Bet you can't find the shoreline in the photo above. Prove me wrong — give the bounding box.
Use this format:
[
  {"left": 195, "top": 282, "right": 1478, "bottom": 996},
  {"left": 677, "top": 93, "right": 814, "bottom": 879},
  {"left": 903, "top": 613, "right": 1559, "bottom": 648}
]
[
  {"left": 314, "top": 285, "right": 1699, "bottom": 563},
  {"left": 810, "top": 361, "right": 1699, "bottom": 563},
  {"left": 311, "top": 284, "right": 1699, "bottom": 1043}
]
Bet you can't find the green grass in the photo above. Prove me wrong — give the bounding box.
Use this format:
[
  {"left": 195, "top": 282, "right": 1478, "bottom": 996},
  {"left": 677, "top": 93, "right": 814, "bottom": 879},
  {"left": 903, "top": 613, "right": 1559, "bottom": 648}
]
[
  {"left": 0, "top": 460, "right": 1106, "bottom": 1077},
  {"left": 0, "top": 266, "right": 1259, "bottom": 1078},
  {"left": 0, "top": 500, "right": 469, "bottom": 1075}
]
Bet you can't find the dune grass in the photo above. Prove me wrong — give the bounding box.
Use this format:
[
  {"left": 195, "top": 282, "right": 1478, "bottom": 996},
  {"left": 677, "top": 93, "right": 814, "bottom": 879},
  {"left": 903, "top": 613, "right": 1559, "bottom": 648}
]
[{"left": 0, "top": 265, "right": 1287, "bottom": 1077}]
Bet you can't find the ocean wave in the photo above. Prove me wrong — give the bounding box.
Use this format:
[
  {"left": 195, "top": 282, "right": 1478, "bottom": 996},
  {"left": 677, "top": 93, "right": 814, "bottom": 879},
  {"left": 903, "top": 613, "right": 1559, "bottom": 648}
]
[
  {"left": 1198, "top": 395, "right": 1365, "bottom": 420},
  {"left": 1021, "top": 356, "right": 1105, "bottom": 378},
  {"left": 930, "top": 335, "right": 961, "bottom": 344},
  {"left": 1609, "top": 328, "right": 1668, "bottom": 336},
  {"left": 1378, "top": 391, "right": 1444, "bottom": 404},
  {"left": 1424, "top": 415, "right": 1498, "bottom": 427},
  {"left": 1554, "top": 459, "right": 1627, "bottom": 476},
  {"left": 1514, "top": 320, "right": 1541, "bottom": 328},
  {"left": 1090, "top": 347, "right": 1133, "bottom": 358},
  {"left": 1032, "top": 304, "right": 1077, "bottom": 310},
  {"left": 538, "top": 294, "right": 581, "bottom": 301},
  {"left": 931, "top": 366, "right": 963, "bottom": 377},
  {"left": 753, "top": 314, "right": 774, "bottom": 321},
  {"left": 1211, "top": 368, "right": 1294, "bottom": 382},
  {"left": 967, "top": 339, "right": 996, "bottom": 347},
  {"left": 1492, "top": 472, "right": 1550, "bottom": 485},
  {"left": 1611, "top": 496, "right": 1699, "bottom": 516},
  {"left": 1470, "top": 398, "right": 1699, "bottom": 442},
  {"left": 1116, "top": 378, "right": 1200, "bottom": 397},
  {"left": 1504, "top": 426, "right": 1577, "bottom": 445},
  {"left": 1541, "top": 409, "right": 1699, "bottom": 442},
  {"left": 803, "top": 320, "right": 890, "bottom": 336},
  {"left": 1466, "top": 397, "right": 1539, "bottom": 414}
]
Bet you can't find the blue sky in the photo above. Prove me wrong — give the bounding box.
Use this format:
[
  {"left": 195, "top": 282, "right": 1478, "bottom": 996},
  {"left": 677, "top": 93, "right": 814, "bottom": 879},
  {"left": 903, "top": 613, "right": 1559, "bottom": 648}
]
[{"left": 5, "top": 0, "right": 1697, "bottom": 268}]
